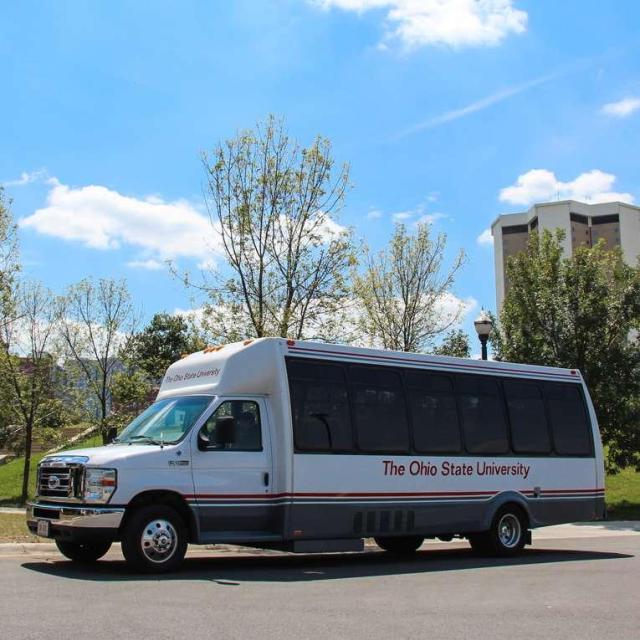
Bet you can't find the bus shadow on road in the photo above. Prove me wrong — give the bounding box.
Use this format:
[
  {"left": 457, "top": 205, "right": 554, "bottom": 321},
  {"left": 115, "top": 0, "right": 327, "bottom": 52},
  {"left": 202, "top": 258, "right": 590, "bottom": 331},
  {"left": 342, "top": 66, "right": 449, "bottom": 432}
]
[{"left": 20, "top": 545, "right": 634, "bottom": 583}]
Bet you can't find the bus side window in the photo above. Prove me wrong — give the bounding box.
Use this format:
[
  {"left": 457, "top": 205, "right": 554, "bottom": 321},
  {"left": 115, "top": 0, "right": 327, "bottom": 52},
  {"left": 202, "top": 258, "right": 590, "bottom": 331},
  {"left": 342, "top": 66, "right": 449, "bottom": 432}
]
[
  {"left": 287, "top": 361, "right": 353, "bottom": 452},
  {"left": 503, "top": 380, "right": 551, "bottom": 454},
  {"left": 349, "top": 366, "right": 410, "bottom": 454},
  {"left": 455, "top": 375, "right": 509, "bottom": 455},
  {"left": 405, "top": 371, "right": 461, "bottom": 453},
  {"left": 544, "top": 384, "right": 592, "bottom": 456}
]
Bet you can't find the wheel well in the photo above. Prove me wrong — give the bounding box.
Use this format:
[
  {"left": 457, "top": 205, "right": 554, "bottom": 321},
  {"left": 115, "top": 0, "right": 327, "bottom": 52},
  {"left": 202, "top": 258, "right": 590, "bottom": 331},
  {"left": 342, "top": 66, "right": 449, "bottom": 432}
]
[
  {"left": 122, "top": 491, "right": 197, "bottom": 543},
  {"left": 495, "top": 501, "right": 530, "bottom": 529}
]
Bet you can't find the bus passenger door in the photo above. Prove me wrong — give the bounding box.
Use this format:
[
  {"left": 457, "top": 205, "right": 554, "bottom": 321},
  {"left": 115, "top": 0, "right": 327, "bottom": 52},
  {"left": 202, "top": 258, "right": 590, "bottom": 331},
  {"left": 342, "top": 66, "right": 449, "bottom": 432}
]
[{"left": 190, "top": 398, "right": 276, "bottom": 540}]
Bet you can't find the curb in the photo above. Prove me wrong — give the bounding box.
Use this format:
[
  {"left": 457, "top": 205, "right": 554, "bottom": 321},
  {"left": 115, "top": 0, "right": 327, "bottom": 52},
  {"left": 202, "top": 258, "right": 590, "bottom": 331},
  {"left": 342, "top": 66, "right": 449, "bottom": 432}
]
[
  {"left": 0, "top": 543, "right": 58, "bottom": 554},
  {"left": 0, "top": 541, "right": 383, "bottom": 558},
  {"left": 1, "top": 523, "right": 639, "bottom": 557}
]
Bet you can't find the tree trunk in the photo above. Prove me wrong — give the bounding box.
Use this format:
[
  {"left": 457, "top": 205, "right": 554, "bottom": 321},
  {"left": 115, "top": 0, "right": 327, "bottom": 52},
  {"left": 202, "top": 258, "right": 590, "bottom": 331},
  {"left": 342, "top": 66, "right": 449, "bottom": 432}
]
[{"left": 20, "top": 421, "right": 33, "bottom": 506}]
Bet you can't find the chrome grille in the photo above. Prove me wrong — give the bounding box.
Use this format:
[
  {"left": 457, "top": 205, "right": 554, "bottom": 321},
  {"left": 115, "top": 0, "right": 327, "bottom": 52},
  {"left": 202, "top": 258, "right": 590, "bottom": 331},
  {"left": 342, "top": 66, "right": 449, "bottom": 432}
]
[{"left": 37, "top": 460, "right": 85, "bottom": 500}]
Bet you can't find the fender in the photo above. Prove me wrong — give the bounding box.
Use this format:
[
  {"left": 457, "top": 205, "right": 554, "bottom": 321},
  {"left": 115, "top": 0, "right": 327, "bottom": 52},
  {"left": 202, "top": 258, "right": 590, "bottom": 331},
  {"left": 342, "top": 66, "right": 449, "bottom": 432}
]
[{"left": 480, "top": 491, "right": 532, "bottom": 531}]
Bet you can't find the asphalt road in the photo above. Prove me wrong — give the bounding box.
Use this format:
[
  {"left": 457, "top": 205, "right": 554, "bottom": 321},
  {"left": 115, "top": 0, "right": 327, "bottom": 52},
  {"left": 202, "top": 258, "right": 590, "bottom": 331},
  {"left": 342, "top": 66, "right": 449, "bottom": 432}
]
[{"left": 1, "top": 530, "right": 638, "bottom": 640}]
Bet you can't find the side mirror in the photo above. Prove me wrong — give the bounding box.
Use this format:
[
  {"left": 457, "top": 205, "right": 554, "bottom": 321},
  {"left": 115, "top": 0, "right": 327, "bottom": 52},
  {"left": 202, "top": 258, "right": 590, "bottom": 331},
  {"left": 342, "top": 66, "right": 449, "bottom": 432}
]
[
  {"left": 106, "top": 427, "right": 118, "bottom": 444},
  {"left": 215, "top": 416, "right": 236, "bottom": 448}
]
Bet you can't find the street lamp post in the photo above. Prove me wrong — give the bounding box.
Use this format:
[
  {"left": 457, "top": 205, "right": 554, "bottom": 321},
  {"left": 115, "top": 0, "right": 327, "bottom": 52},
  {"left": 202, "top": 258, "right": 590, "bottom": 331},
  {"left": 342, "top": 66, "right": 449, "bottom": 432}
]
[{"left": 474, "top": 309, "right": 493, "bottom": 361}]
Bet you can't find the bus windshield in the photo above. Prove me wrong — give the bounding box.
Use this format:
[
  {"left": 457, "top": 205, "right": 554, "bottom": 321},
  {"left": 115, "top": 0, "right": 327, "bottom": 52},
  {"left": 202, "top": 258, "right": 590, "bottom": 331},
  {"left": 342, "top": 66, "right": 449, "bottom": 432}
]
[{"left": 115, "top": 395, "right": 213, "bottom": 445}]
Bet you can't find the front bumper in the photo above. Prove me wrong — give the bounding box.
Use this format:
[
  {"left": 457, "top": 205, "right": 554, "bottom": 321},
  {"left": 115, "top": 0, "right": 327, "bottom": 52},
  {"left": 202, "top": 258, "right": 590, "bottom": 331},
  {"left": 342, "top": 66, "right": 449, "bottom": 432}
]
[{"left": 27, "top": 502, "right": 125, "bottom": 542}]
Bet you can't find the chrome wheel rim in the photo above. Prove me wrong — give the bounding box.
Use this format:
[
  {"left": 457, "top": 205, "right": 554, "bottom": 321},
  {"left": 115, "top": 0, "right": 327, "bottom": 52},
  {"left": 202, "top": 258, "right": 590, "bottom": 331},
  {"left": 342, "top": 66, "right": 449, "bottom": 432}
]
[
  {"left": 140, "top": 519, "right": 178, "bottom": 564},
  {"left": 498, "top": 514, "right": 521, "bottom": 548}
]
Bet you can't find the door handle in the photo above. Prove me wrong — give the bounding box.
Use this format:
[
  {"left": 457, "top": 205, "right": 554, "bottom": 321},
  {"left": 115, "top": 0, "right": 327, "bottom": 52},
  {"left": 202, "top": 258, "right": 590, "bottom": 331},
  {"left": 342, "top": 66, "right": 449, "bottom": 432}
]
[{"left": 263, "top": 472, "right": 269, "bottom": 487}]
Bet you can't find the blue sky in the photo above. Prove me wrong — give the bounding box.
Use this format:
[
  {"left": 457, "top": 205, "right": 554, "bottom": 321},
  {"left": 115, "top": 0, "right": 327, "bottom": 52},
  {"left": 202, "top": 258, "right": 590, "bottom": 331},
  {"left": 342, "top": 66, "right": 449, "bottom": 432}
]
[{"left": 2, "top": 0, "right": 640, "bottom": 347}]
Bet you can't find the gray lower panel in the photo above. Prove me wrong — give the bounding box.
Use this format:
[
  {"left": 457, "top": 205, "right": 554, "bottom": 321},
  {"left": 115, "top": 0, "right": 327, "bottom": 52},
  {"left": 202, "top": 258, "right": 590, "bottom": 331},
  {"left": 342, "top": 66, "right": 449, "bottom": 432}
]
[
  {"left": 287, "top": 498, "right": 600, "bottom": 539},
  {"left": 192, "top": 498, "right": 601, "bottom": 544},
  {"left": 194, "top": 504, "right": 285, "bottom": 543},
  {"left": 528, "top": 497, "right": 601, "bottom": 527}
]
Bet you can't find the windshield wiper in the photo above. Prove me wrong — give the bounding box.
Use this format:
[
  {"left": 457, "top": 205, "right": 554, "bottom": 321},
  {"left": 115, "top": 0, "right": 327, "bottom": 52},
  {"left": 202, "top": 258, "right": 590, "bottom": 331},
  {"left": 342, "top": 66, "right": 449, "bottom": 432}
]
[{"left": 126, "top": 435, "right": 163, "bottom": 446}]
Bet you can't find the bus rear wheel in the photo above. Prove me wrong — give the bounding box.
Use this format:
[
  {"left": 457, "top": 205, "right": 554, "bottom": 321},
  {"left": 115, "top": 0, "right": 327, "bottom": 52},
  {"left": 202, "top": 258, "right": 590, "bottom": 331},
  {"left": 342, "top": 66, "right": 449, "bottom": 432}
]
[
  {"left": 374, "top": 536, "right": 424, "bottom": 555},
  {"left": 469, "top": 506, "right": 527, "bottom": 557}
]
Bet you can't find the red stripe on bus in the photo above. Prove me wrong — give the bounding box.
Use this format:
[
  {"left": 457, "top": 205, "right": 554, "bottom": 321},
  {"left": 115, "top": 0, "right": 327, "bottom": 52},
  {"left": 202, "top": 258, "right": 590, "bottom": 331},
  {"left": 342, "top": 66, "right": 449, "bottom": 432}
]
[{"left": 183, "top": 488, "right": 604, "bottom": 500}]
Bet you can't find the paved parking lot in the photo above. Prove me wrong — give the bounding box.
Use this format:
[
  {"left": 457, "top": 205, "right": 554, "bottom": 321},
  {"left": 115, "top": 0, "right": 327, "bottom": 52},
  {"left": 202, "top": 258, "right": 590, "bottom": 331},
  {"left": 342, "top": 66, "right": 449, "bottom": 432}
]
[{"left": 1, "top": 526, "right": 638, "bottom": 640}]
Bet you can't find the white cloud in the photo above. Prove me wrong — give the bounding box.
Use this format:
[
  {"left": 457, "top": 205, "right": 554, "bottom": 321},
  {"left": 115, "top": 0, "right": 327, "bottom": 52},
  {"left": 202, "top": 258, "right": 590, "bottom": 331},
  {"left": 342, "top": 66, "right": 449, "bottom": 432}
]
[
  {"left": 366, "top": 209, "right": 383, "bottom": 220},
  {"left": 433, "top": 293, "right": 477, "bottom": 328},
  {"left": 315, "top": 211, "right": 348, "bottom": 240},
  {"left": 20, "top": 178, "right": 220, "bottom": 263},
  {"left": 415, "top": 212, "right": 446, "bottom": 225},
  {"left": 19, "top": 178, "right": 348, "bottom": 270},
  {"left": 601, "top": 97, "right": 640, "bottom": 118},
  {"left": 389, "top": 202, "right": 447, "bottom": 225},
  {"left": 126, "top": 259, "right": 165, "bottom": 271},
  {"left": 392, "top": 210, "right": 414, "bottom": 221},
  {"left": 4, "top": 169, "right": 50, "bottom": 187},
  {"left": 499, "top": 169, "right": 634, "bottom": 206},
  {"left": 315, "top": 0, "right": 527, "bottom": 50},
  {"left": 477, "top": 228, "right": 493, "bottom": 246}
]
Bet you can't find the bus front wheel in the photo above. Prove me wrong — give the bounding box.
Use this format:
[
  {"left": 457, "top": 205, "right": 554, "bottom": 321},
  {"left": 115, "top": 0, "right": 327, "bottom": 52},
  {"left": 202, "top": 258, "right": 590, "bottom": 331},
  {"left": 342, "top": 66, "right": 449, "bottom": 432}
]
[
  {"left": 374, "top": 536, "right": 424, "bottom": 555},
  {"left": 121, "top": 504, "right": 188, "bottom": 573},
  {"left": 55, "top": 539, "right": 112, "bottom": 563}
]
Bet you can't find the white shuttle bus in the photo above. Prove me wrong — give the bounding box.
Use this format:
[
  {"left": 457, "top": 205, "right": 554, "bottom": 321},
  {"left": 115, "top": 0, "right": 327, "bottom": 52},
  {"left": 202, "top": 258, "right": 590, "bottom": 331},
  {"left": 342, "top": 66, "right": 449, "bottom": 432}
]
[{"left": 27, "top": 338, "right": 605, "bottom": 572}]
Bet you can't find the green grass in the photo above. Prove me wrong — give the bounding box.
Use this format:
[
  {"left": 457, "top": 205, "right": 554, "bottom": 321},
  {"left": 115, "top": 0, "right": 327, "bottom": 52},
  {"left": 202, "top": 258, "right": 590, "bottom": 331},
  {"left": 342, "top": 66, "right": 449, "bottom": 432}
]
[
  {"left": 0, "top": 433, "right": 103, "bottom": 506},
  {"left": 0, "top": 513, "right": 41, "bottom": 543},
  {"left": 605, "top": 467, "right": 640, "bottom": 520}
]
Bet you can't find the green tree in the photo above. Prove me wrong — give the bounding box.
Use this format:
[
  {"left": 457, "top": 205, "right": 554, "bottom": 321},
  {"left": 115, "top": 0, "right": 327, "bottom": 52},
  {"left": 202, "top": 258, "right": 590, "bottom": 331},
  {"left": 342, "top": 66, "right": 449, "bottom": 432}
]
[
  {"left": 493, "top": 230, "right": 640, "bottom": 470},
  {"left": 0, "top": 186, "right": 19, "bottom": 330},
  {"left": 0, "top": 187, "right": 20, "bottom": 447},
  {"left": 0, "top": 281, "right": 60, "bottom": 504},
  {"left": 353, "top": 223, "right": 465, "bottom": 352},
  {"left": 188, "top": 115, "right": 355, "bottom": 341},
  {"left": 107, "top": 369, "right": 153, "bottom": 432},
  {"left": 126, "top": 312, "right": 205, "bottom": 383},
  {"left": 432, "top": 329, "right": 470, "bottom": 358},
  {"left": 58, "top": 278, "right": 139, "bottom": 443}
]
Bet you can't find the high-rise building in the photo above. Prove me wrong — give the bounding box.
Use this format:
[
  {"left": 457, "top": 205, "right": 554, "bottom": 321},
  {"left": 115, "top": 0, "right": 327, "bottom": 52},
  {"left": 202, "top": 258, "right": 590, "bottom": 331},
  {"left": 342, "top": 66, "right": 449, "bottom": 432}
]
[{"left": 491, "top": 200, "right": 640, "bottom": 311}]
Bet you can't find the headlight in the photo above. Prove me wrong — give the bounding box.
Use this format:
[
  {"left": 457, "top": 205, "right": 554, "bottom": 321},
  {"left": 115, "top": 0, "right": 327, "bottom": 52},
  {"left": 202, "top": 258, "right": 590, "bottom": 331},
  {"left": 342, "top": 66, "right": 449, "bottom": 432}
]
[{"left": 83, "top": 468, "right": 117, "bottom": 503}]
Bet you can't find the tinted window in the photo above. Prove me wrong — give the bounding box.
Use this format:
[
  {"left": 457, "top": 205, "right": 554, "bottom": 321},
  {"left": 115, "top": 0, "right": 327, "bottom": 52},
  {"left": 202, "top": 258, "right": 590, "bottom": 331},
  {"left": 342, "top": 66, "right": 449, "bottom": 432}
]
[
  {"left": 350, "top": 366, "right": 410, "bottom": 453},
  {"left": 545, "top": 384, "right": 592, "bottom": 455},
  {"left": 456, "top": 376, "right": 509, "bottom": 454},
  {"left": 200, "top": 400, "right": 262, "bottom": 451},
  {"left": 287, "top": 360, "right": 353, "bottom": 451},
  {"left": 503, "top": 381, "right": 550, "bottom": 453},
  {"left": 406, "top": 372, "right": 461, "bottom": 453}
]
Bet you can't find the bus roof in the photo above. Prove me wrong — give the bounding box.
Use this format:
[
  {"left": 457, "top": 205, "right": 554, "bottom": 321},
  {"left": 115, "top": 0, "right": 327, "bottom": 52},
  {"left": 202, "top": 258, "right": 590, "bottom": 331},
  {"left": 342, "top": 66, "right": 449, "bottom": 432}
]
[{"left": 156, "top": 337, "right": 583, "bottom": 400}]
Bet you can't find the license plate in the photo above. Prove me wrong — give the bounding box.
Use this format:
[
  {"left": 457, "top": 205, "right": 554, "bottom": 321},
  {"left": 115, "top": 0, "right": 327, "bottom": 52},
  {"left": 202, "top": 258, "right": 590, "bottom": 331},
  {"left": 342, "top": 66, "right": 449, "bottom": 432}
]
[{"left": 36, "top": 519, "right": 50, "bottom": 537}]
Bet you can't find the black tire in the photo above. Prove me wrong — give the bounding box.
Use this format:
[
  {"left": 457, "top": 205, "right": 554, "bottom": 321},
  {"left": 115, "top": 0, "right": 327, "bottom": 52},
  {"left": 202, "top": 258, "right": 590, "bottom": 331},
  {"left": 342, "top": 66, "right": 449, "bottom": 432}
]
[
  {"left": 55, "top": 539, "right": 112, "bottom": 563},
  {"left": 374, "top": 536, "right": 424, "bottom": 555},
  {"left": 469, "top": 505, "right": 527, "bottom": 557},
  {"left": 121, "top": 504, "right": 188, "bottom": 573}
]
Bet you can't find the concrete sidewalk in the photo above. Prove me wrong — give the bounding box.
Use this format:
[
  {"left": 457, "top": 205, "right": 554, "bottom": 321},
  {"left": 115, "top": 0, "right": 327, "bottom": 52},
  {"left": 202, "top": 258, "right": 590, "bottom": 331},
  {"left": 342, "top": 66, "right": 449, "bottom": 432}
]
[{"left": 1, "top": 521, "right": 638, "bottom": 558}]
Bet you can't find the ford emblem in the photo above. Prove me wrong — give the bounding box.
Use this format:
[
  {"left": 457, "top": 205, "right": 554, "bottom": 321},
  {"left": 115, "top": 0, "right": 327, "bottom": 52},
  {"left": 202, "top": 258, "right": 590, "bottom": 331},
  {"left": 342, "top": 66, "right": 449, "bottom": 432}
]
[{"left": 48, "top": 475, "right": 61, "bottom": 490}]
